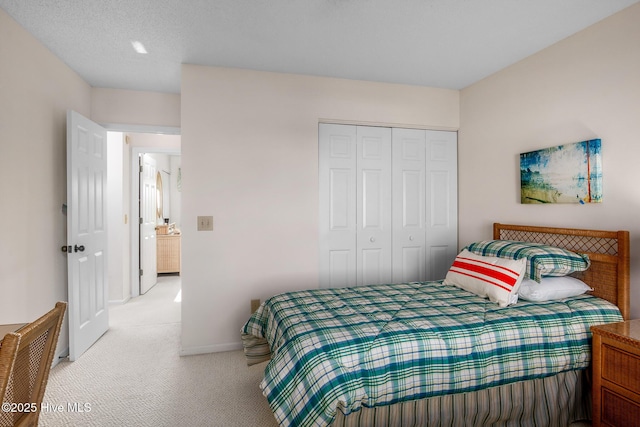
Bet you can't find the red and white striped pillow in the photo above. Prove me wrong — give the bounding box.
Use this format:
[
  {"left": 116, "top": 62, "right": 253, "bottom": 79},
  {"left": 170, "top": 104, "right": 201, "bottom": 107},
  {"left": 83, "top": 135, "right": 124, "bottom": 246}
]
[{"left": 444, "top": 249, "right": 526, "bottom": 307}]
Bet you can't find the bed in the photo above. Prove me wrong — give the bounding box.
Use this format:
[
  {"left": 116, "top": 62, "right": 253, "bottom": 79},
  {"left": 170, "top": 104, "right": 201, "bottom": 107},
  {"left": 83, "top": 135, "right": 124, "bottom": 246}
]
[{"left": 241, "top": 223, "right": 630, "bottom": 427}]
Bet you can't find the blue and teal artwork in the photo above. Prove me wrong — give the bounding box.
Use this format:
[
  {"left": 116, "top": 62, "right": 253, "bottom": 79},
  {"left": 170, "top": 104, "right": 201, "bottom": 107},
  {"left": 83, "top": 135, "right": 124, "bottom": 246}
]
[{"left": 520, "top": 139, "right": 602, "bottom": 204}]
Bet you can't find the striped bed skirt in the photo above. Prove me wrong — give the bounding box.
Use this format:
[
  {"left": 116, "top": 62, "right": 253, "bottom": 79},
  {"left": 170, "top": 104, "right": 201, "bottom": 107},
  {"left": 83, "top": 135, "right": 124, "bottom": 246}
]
[{"left": 331, "top": 369, "right": 590, "bottom": 427}]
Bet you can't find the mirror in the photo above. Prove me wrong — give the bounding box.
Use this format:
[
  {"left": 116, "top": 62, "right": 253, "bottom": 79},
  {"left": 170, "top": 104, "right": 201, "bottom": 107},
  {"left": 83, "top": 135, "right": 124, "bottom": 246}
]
[{"left": 156, "top": 171, "right": 163, "bottom": 220}]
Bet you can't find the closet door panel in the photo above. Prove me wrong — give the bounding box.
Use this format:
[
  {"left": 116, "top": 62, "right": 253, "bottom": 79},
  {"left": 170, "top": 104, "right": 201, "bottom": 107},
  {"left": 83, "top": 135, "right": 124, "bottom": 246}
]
[
  {"left": 430, "top": 171, "right": 451, "bottom": 227},
  {"left": 428, "top": 245, "right": 451, "bottom": 283},
  {"left": 329, "top": 250, "right": 352, "bottom": 287},
  {"left": 329, "top": 169, "right": 351, "bottom": 229},
  {"left": 356, "top": 126, "right": 392, "bottom": 286},
  {"left": 319, "top": 124, "right": 357, "bottom": 288},
  {"left": 392, "top": 128, "right": 426, "bottom": 283},
  {"left": 361, "top": 170, "right": 383, "bottom": 229},
  {"left": 425, "top": 130, "right": 458, "bottom": 281},
  {"left": 403, "top": 171, "right": 422, "bottom": 227},
  {"left": 361, "top": 249, "right": 385, "bottom": 286},
  {"left": 401, "top": 246, "right": 423, "bottom": 281}
]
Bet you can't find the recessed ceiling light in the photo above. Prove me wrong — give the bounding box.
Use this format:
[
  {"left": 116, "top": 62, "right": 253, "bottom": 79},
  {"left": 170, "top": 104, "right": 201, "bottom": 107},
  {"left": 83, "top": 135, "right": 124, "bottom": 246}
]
[{"left": 131, "top": 40, "right": 148, "bottom": 54}]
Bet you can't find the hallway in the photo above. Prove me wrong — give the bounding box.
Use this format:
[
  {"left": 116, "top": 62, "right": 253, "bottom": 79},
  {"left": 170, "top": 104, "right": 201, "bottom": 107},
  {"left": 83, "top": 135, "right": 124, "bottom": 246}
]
[
  {"left": 109, "top": 275, "right": 181, "bottom": 328},
  {"left": 39, "top": 275, "right": 275, "bottom": 427}
]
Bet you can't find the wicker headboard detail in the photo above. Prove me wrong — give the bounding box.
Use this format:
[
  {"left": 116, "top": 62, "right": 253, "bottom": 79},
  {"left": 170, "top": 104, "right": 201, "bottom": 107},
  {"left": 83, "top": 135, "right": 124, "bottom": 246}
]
[{"left": 493, "top": 223, "right": 630, "bottom": 320}]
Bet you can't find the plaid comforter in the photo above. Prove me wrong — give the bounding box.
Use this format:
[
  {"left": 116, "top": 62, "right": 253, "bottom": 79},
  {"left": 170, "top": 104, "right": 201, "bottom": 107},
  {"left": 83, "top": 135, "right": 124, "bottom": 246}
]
[{"left": 241, "top": 281, "right": 622, "bottom": 427}]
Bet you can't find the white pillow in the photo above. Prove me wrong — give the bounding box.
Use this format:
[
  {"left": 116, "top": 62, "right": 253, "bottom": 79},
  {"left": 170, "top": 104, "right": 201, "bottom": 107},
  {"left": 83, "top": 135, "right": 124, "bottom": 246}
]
[
  {"left": 518, "top": 276, "right": 593, "bottom": 302},
  {"left": 444, "top": 249, "right": 526, "bottom": 307}
]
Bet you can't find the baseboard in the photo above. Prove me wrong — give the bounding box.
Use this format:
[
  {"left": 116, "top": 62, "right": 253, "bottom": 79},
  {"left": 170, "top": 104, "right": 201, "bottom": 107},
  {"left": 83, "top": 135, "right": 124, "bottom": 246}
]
[
  {"left": 108, "top": 296, "right": 131, "bottom": 306},
  {"left": 52, "top": 347, "right": 69, "bottom": 368},
  {"left": 179, "top": 341, "right": 243, "bottom": 356}
]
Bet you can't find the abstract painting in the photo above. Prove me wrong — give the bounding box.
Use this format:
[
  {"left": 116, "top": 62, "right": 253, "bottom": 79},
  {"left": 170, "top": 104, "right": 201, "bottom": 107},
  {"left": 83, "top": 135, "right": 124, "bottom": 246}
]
[{"left": 520, "top": 139, "right": 602, "bottom": 204}]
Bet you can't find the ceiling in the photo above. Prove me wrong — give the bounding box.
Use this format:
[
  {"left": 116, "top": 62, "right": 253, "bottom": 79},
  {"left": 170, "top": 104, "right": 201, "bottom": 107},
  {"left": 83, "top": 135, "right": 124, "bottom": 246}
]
[{"left": 1, "top": 0, "right": 638, "bottom": 94}]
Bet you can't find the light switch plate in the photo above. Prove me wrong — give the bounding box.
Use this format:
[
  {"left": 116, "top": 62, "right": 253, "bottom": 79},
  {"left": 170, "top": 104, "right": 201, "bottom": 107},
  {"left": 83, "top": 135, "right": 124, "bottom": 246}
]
[{"left": 197, "top": 216, "right": 213, "bottom": 231}]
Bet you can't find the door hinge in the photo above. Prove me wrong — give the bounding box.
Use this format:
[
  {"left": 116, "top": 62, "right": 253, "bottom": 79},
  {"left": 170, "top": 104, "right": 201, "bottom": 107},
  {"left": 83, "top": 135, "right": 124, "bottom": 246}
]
[
  {"left": 139, "top": 217, "right": 143, "bottom": 224},
  {"left": 140, "top": 165, "right": 144, "bottom": 173},
  {"left": 140, "top": 269, "right": 143, "bottom": 276}
]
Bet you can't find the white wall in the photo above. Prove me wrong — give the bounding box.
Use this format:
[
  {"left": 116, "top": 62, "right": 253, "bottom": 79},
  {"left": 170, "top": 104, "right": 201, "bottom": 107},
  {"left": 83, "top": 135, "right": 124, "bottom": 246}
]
[
  {"left": 181, "top": 66, "right": 459, "bottom": 353},
  {"left": 91, "top": 88, "right": 181, "bottom": 130},
  {"left": 107, "top": 132, "right": 128, "bottom": 304},
  {"left": 0, "top": 11, "right": 92, "bottom": 311},
  {"left": 0, "top": 8, "right": 91, "bottom": 358},
  {"left": 459, "top": 3, "right": 640, "bottom": 317}
]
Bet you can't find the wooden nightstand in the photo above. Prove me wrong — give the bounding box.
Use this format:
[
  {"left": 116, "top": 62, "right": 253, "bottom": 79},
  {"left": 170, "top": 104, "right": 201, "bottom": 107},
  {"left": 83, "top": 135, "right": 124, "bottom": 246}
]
[{"left": 591, "top": 319, "right": 640, "bottom": 426}]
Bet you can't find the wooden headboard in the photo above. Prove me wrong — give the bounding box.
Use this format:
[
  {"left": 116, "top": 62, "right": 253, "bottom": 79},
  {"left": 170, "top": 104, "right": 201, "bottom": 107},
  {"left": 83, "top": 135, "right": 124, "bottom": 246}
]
[{"left": 493, "top": 223, "right": 630, "bottom": 320}]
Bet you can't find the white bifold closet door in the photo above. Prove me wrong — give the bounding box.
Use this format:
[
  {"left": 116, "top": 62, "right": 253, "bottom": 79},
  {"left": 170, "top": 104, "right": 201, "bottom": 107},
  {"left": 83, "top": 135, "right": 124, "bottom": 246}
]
[
  {"left": 391, "top": 128, "right": 426, "bottom": 283},
  {"left": 356, "top": 126, "right": 392, "bottom": 286},
  {"left": 319, "top": 123, "right": 457, "bottom": 289},
  {"left": 318, "top": 124, "right": 392, "bottom": 288},
  {"left": 392, "top": 128, "right": 458, "bottom": 283}
]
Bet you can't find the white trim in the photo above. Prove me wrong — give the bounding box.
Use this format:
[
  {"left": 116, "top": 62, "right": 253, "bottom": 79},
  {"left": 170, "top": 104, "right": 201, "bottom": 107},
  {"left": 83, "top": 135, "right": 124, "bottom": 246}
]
[
  {"left": 108, "top": 296, "right": 131, "bottom": 306},
  {"left": 102, "top": 123, "right": 181, "bottom": 135},
  {"left": 179, "top": 342, "right": 243, "bottom": 356},
  {"left": 318, "top": 118, "right": 458, "bottom": 132},
  {"left": 52, "top": 347, "right": 69, "bottom": 368}
]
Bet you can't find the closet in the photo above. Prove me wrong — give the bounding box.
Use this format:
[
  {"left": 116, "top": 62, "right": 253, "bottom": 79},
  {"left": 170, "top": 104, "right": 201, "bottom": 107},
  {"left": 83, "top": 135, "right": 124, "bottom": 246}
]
[{"left": 319, "top": 123, "right": 457, "bottom": 288}]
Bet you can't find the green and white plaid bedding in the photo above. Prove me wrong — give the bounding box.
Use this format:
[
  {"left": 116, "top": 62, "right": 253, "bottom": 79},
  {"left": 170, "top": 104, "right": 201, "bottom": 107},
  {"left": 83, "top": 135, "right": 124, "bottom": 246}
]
[
  {"left": 465, "top": 240, "right": 591, "bottom": 282},
  {"left": 241, "top": 281, "right": 622, "bottom": 427}
]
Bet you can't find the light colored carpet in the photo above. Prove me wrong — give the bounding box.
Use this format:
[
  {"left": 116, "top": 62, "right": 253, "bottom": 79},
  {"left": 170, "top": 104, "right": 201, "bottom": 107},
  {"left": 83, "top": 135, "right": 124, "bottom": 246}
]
[{"left": 40, "top": 276, "right": 278, "bottom": 427}]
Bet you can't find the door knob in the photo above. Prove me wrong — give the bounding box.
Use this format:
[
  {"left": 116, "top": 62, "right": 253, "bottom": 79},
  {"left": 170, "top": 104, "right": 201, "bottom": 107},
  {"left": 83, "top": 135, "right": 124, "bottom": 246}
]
[
  {"left": 74, "top": 245, "right": 85, "bottom": 253},
  {"left": 409, "top": 235, "right": 414, "bottom": 241},
  {"left": 370, "top": 237, "right": 375, "bottom": 243}
]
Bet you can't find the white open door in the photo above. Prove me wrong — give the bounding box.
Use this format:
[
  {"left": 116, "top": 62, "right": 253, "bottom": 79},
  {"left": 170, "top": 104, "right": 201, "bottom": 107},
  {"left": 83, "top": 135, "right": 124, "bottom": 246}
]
[
  {"left": 66, "top": 110, "right": 109, "bottom": 361},
  {"left": 139, "top": 154, "right": 158, "bottom": 294}
]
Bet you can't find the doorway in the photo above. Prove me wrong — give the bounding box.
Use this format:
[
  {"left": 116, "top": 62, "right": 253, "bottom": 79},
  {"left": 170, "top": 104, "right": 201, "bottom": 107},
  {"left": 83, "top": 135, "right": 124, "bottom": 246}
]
[
  {"left": 138, "top": 151, "right": 182, "bottom": 294},
  {"left": 130, "top": 143, "right": 181, "bottom": 298},
  {"left": 105, "top": 130, "right": 181, "bottom": 303}
]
